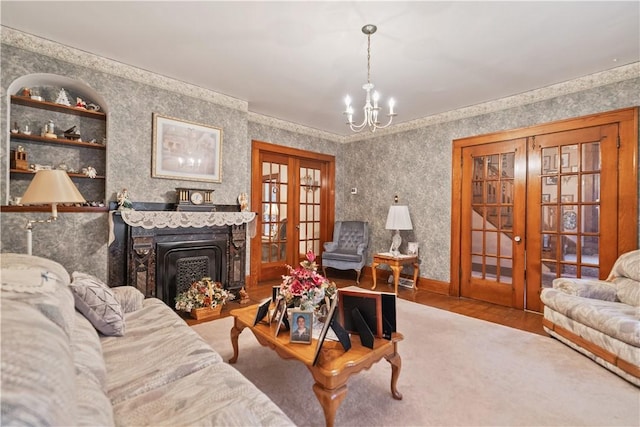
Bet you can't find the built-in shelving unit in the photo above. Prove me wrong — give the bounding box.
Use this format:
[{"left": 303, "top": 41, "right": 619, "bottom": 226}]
[{"left": 6, "top": 89, "right": 108, "bottom": 212}]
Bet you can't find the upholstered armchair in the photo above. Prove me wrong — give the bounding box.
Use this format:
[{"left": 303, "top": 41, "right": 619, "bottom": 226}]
[{"left": 321, "top": 221, "right": 369, "bottom": 283}]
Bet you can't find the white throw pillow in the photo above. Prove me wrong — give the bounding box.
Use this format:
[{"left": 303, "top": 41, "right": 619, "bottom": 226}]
[{"left": 70, "top": 272, "right": 125, "bottom": 336}]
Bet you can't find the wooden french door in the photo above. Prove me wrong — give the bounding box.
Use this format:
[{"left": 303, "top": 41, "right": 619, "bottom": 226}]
[
  {"left": 460, "top": 139, "right": 527, "bottom": 308},
  {"left": 524, "top": 124, "right": 620, "bottom": 311},
  {"left": 453, "top": 108, "right": 637, "bottom": 312},
  {"left": 250, "top": 141, "right": 335, "bottom": 284}
]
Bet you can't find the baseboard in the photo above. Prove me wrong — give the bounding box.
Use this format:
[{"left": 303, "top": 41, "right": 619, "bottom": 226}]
[{"left": 363, "top": 266, "right": 450, "bottom": 295}]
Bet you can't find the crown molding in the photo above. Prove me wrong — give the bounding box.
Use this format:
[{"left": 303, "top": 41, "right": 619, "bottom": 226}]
[
  {"left": 343, "top": 62, "right": 640, "bottom": 143},
  {"left": 4, "top": 26, "right": 636, "bottom": 145},
  {"left": 1, "top": 26, "right": 248, "bottom": 113}
]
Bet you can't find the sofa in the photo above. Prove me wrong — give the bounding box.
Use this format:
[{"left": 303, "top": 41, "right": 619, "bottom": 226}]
[
  {"left": 540, "top": 249, "right": 640, "bottom": 386},
  {"left": 1, "top": 253, "right": 294, "bottom": 426}
]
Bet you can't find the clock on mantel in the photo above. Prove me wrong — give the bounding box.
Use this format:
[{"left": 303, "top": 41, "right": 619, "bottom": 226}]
[{"left": 176, "top": 188, "right": 215, "bottom": 211}]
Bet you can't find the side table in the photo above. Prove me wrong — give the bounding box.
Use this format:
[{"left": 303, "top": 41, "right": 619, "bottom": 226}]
[{"left": 371, "top": 252, "right": 419, "bottom": 294}]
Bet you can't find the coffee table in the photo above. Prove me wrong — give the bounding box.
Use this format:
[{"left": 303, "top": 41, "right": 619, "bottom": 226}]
[{"left": 229, "top": 304, "right": 403, "bottom": 427}]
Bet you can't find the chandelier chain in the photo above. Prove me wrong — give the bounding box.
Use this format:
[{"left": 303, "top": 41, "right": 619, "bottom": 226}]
[{"left": 367, "top": 33, "right": 371, "bottom": 84}]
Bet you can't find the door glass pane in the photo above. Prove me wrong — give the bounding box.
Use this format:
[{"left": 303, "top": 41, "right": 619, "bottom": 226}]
[
  {"left": 581, "top": 174, "right": 600, "bottom": 203},
  {"left": 500, "top": 258, "right": 513, "bottom": 284},
  {"left": 581, "top": 205, "right": 599, "bottom": 233},
  {"left": 542, "top": 147, "right": 558, "bottom": 174},
  {"left": 582, "top": 142, "right": 600, "bottom": 172},
  {"left": 502, "top": 153, "right": 515, "bottom": 178}
]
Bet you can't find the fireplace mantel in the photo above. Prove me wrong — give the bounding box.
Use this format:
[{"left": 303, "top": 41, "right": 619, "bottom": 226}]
[
  {"left": 108, "top": 204, "right": 251, "bottom": 303},
  {"left": 120, "top": 210, "right": 256, "bottom": 233}
]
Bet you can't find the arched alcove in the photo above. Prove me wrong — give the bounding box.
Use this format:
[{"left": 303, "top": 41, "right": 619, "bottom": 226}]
[{"left": 5, "top": 73, "right": 108, "bottom": 210}]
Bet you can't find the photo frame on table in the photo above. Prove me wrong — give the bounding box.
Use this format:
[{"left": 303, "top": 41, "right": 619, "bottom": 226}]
[
  {"left": 312, "top": 294, "right": 351, "bottom": 366},
  {"left": 289, "top": 310, "right": 313, "bottom": 344},
  {"left": 152, "top": 113, "right": 222, "bottom": 183},
  {"left": 338, "top": 288, "right": 383, "bottom": 339},
  {"left": 274, "top": 298, "right": 289, "bottom": 336},
  {"left": 407, "top": 242, "right": 419, "bottom": 255},
  {"left": 253, "top": 298, "right": 271, "bottom": 326}
]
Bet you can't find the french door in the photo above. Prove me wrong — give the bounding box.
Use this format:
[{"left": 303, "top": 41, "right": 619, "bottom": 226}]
[
  {"left": 460, "top": 139, "right": 527, "bottom": 308},
  {"left": 250, "top": 141, "right": 335, "bottom": 284},
  {"left": 453, "top": 108, "right": 637, "bottom": 312}
]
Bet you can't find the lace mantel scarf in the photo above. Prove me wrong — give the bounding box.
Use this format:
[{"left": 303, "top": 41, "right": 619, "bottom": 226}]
[{"left": 120, "top": 210, "right": 256, "bottom": 232}]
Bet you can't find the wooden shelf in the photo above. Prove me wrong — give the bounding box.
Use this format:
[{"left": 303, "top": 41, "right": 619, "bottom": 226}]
[
  {"left": 11, "top": 95, "right": 106, "bottom": 120},
  {"left": 10, "top": 133, "right": 106, "bottom": 149},
  {"left": 10, "top": 169, "right": 105, "bottom": 179},
  {"left": 0, "top": 205, "right": 108, "bottom": 213}
]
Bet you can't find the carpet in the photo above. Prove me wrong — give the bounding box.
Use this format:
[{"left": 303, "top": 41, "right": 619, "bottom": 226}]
[{"left": 192, "top": 299, "right": 639, "bottom": 427}]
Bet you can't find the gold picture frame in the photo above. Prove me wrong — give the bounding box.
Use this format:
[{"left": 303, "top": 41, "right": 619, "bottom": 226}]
[{"left": 152, "top": 113, "right": 222, "bottom": 182}]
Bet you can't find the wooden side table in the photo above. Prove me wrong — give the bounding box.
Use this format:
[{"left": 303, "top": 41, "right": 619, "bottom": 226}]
[{"left": 371, "top": 252, "right": 419, "bottom": 294}]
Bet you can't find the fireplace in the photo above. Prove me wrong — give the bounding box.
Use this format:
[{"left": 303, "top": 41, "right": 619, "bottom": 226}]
[
  {"left": 108, "top": 203, "right": 255, "bottom": 306},
  {"left": 156, "top": 239, "right": 227, "bottom": 305}
]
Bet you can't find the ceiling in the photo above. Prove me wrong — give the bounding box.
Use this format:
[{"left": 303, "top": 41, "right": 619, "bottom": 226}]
[{"left": 2, "top": 1, "right": 639, "bottom": 137}]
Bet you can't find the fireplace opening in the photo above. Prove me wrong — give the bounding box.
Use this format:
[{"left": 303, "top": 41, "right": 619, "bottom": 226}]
[{"left": 156, "top": 240, "right": 227, "bottom": 306}]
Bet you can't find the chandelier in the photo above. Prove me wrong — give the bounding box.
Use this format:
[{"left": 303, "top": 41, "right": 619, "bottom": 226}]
[{"left": 343, "top": 24, "right": 396, "bottom": 133}]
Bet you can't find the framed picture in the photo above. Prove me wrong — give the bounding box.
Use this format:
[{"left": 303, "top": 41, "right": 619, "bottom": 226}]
[
  {"left": 290, "top": 310, "right": 313, "bottom": 344},
  {"left": 543, "top": 156, "right": 551, "bottom": 170},
  {"left": 338, "top": 288, "right": 383, "bottom": 339},
  {"left": 253, "top": 298, "right": 271, "bottom": 326},
  {"left": 274, "top": 298, "right": 289, "bottom": 336},
  {"left": 407, "top": 242, "right": 419, "bottom": 255},
  {"left": 542, "top": 194, "right": 551, "bottom": 203},
  {"left": 545, "top": 176, "right": 558, "bottom": 185},
  {"left": 152, "top": 113, "right": 222, "bottom": 182},
  {"left": 561, "top": 153, "right": 570, "bottom": 168}
]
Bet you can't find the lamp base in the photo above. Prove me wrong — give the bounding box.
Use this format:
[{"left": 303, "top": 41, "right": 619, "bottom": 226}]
[{"left": 389, "top": 230, "right": 402, "bottom": 256}]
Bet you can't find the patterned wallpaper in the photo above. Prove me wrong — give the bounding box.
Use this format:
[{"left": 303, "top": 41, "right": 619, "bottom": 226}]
[{"left": 1, "top": 27, "right": 638, "bottom": 284}]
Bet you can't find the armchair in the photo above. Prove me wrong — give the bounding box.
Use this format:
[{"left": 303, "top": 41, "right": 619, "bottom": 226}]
[{"left": 321, "top": 221, "right": 369, "bottom": 283}]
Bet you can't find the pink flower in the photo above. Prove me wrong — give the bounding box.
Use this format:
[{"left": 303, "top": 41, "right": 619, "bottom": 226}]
[{"left": 306, "top": 250, "right": 316, "bottom": 262}]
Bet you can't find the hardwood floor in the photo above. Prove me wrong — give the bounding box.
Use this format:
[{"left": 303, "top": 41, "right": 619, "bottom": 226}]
[{"left": 197, "top": 275, "right": 545, "bottom": 336}]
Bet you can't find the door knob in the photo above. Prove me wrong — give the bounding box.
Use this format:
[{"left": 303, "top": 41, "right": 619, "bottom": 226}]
[{"left": 514, "top": 236, "right": 522, "bottom": 243}]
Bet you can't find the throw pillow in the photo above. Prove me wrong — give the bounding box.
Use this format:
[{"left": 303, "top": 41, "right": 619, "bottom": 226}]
[
  {"left": 70, "top": 272, "right": 125, "bottom": 336},
  {"left": 111, "top": 286, "right": 145, "bottom": 313},
  {"left": 613, "top": 277, "right": 640, "bottom": 307}
]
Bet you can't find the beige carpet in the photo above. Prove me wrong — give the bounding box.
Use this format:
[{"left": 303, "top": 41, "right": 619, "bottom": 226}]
[{"left": 192, "top": 299, "right": 639, "bottom": 427}]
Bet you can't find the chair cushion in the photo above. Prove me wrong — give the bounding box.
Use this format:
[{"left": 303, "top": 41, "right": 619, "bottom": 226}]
[{"left": 322, "top": 250, "right": 362, "bottom": 263}]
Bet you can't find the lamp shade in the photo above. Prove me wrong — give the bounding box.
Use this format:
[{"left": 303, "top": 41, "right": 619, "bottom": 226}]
[
  {"left": 385, "top": 205, "right": 412, "bottom": 230},
  {"left": 21, "top": 170, "right": 86, "bottom": 205}
]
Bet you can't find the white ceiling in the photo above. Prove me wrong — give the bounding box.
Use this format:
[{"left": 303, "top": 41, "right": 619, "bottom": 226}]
[{"left": 2, "top": 1, "right": 639, "bottom": 137}]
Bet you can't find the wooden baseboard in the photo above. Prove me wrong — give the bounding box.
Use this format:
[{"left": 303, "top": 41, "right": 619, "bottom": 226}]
[{"left": 543, "top": 318, "right": 639, "bottom": 379}]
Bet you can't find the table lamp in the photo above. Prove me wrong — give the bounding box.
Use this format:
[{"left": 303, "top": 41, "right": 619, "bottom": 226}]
[
  {"left": 385, "top": 199, "right": 413, "bottom": 256},
  {"left": 21, "top": 169, "right": 86, "bottom": 255}
]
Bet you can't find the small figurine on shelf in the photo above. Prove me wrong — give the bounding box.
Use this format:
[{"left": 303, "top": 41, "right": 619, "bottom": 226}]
[
  {"left": 63, "top": 125, "right": 81, "bottom": 141},
  {"left": 75, "top": 97, "right": 87, "bottom": 109},
  {"left": 82, "top": 166, "right": 97, "bottom": 179},
  {"left": 55, "top": 88, "right": 71, "bottom": 106},
  {"left": 238, "top": 192, "right": 249, "bottom": 212},
  {"left": 10, "top": 122, "right": 19, "bottom": 134},
  {"left": 43, "top": 120, "right": 57, "bottom": 139},
  {"left": 117, "top": 188, "right": 134, "bottom": 210},
  {"left": 21, "top": 87, "right": 31, "bottom": 97}
]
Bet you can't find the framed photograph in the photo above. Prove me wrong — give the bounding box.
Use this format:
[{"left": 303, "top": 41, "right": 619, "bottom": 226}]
[
  {"left": 312, "top": 294, "right": 343, "bottom": 365},
  {"left": 561, "top": 153, "right": 570, "bottom": 168},
  {"left": 543, "top": 156, "right": 550, "bottom": 170},
  {"left": 407, "top": 242, "right": 419, "bottom": 255},
  {"left": 542, "top": 193, "right": 551, "bottom": 203},
  {"left": 290, "top": 310, "right": 313, "bottom": 344},
  {"left": 338, "top": 288, "right": 383, "bottom": 339},
  {"left": 253, "top": 298, "right": 271, "bottom": 326},
  {"left": 545, "top": 176, "right": 558, "bottom": 185},
  {"left": 152, "top": 113, "right": 222, "bottom": 182}
]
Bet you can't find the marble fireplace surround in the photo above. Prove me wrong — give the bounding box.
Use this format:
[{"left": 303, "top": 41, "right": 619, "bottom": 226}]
[{"left": 108, "top": 203, "right": 255, "bottom": 305}]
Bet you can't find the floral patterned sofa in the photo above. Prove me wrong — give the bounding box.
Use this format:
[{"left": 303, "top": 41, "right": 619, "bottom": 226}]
[
  {"left": 1, "top": 253, "right": 293, "bottom": 426},
  {"left": 540, "top": 249, "right": 640, "bottom": 386}
]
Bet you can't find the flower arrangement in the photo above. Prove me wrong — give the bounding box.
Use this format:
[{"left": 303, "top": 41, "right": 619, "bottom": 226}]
[
  {"left": 279, "top": 251, "right": 337, "bottom": 311},
  {"left": 175, "top": 277, "right": 229, "bottom": 312}
]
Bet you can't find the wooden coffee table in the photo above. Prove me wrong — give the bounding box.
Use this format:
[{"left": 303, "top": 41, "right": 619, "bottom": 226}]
[{"left": 229, "top": 304, "right": 403, "bottom": 427}]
